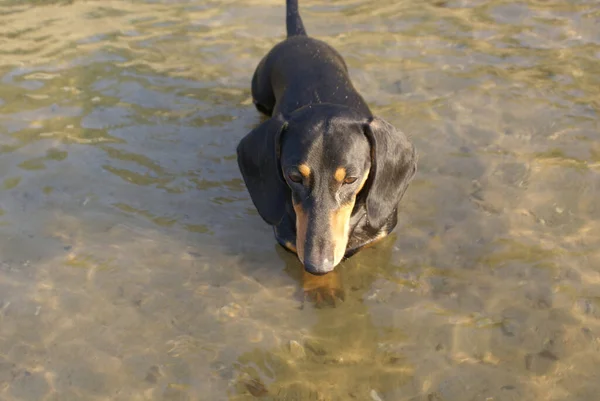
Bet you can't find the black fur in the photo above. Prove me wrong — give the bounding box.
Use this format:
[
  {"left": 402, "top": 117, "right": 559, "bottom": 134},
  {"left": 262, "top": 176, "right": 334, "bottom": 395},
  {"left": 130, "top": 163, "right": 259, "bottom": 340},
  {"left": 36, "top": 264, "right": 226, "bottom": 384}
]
[{"left": 237, "top": 0, "right": 417, "bottom": 274}]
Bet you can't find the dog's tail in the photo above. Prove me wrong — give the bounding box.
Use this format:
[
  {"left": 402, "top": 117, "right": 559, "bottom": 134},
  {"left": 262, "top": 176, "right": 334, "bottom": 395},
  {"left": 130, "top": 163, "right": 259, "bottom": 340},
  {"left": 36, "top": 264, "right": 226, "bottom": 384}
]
[{"left": 286, "top": 0, "right": 307, "bottom": 37}]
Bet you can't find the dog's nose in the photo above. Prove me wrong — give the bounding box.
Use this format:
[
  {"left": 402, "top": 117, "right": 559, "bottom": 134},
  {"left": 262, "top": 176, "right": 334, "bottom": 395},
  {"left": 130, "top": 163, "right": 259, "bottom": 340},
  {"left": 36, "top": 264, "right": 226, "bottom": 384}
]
[{"left": 303, "top": 258, "right": 334, "bottom": 275}]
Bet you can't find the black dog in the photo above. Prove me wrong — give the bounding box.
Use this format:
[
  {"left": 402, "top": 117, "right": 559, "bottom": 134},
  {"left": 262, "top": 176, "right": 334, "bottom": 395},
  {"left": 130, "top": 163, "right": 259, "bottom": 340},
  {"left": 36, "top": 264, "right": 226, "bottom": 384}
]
[{"left": 237, "top": 0, "right": 417, "bottom": 275}]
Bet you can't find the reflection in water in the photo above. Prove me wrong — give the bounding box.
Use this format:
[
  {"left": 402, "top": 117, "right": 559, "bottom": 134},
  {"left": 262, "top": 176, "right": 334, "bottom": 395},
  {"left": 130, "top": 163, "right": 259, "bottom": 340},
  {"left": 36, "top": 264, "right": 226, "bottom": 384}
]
[
  {"left": 232, "top": 239, "right": 415, "bottom": 401},
  {"left": 1, "top": 0, "right": 600, "bottom": 400}
]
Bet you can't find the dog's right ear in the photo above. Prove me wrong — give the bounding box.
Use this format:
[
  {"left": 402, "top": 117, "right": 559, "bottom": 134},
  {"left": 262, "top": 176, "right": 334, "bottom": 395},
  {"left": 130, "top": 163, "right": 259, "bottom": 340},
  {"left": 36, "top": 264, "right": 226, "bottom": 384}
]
[{"left": 236, "top": 114, "right": 289, "bottom": 225}]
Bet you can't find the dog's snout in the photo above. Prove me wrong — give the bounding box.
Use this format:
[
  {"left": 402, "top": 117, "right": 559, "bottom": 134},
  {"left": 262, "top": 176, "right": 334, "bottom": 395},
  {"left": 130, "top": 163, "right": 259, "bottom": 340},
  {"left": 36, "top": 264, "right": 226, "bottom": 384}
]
[
  {"left": 303, "top": 236, "right": 335, "bottom": 274},
  {"left": 314, "top": 238, "right": 327, "bottom": 254}
]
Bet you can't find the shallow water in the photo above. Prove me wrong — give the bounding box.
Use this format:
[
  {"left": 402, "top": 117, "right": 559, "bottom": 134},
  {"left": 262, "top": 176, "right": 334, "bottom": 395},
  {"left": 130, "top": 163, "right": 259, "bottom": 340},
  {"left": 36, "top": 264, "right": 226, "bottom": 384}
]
[{"left": 0, "top": 0, "right": 599, "bottom": 400}]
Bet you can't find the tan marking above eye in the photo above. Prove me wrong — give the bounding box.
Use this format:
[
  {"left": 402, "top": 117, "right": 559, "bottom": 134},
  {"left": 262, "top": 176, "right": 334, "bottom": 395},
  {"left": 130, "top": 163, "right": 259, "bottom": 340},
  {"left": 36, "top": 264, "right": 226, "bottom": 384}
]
[
  {"left": 334, "top": 167, "right": 346, "bottom": 183},
  {"left": 298, "top": 164, "right": 311, "bottom": 178}
]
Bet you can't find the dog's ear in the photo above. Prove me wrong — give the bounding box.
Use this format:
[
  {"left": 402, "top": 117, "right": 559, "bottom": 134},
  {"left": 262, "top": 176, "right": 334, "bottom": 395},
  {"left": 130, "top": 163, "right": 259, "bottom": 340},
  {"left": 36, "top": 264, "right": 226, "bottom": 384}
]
[
  {"left": 362, "top": 116, "right": 417, "bottom": 229},
  {"left": 237, "top": 114, "right": 289, "bottom": 225}
]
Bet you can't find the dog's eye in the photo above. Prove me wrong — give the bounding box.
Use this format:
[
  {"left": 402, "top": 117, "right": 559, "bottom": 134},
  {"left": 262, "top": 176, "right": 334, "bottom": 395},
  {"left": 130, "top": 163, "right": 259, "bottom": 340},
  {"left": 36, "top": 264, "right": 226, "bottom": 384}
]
[
  {"left": 288, "top": 173, "right": 303, "bottom": 183},
  {"left": 344, "top": 176, "right": 358, "bottom": 185}
]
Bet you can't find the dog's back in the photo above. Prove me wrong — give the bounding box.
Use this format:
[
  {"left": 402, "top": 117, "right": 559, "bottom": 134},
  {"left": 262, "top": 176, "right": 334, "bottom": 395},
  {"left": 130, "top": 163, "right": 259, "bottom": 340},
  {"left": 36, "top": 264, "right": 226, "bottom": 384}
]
[{"left": 251, "top": 0, "right": 371, "bottom": 118}]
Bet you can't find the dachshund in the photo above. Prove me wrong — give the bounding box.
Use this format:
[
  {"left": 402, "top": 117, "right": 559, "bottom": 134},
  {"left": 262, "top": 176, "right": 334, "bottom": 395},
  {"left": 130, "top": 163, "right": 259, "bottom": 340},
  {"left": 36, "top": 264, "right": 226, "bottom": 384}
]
[{"left": 237, "top": 0, "right": 417, "bottom": 275}]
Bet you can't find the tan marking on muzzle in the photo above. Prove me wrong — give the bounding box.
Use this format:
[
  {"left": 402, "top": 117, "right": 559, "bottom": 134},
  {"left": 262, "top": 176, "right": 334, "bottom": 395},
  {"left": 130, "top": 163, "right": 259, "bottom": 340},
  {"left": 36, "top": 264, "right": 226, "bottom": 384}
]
[
  {"left": 293, "top": 202, "right": 308, "bottom": 263},
  {"left": 357, "top": 168, "right": 370, "bottom": 193},
  {"left": 329, "top": 169, "right": 370, "bottom": 264},
  {"left": 330, "top": 201, "right": 355, "bottom": 265},
  {"left": 334, "top": 167, "right": 346, "bottom": 183},
  {"left": 298, "top": 164, "right": 311, "bottom": 178}
]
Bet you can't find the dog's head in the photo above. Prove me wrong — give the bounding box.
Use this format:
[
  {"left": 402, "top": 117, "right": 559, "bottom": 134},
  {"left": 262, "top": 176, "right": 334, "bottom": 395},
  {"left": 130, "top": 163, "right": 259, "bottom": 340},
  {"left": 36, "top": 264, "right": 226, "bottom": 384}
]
[{"left": 237, "top": 104, "right": 417, "bottom": 274}]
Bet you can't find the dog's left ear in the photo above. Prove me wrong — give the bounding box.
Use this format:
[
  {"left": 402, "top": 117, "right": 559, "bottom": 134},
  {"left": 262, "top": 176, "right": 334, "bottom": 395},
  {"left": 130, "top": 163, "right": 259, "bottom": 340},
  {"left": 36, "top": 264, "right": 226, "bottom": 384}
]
[{"left": 362, "top": 116, "right": 417, "bottom": 229}]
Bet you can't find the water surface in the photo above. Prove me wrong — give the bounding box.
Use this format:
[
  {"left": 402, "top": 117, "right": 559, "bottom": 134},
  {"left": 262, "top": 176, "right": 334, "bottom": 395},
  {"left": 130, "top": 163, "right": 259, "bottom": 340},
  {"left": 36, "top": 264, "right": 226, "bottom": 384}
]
[{"left": 1, "top": 0, "right": 599, "bottom": 400}]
